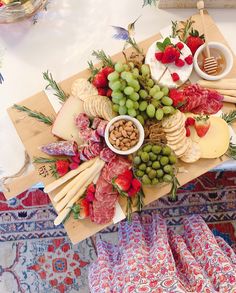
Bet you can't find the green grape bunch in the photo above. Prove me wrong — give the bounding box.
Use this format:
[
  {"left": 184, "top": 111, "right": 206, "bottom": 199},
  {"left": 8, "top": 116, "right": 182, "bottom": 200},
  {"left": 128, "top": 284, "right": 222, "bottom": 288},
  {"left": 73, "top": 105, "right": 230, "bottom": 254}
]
[{"left": 107, "top": 61, "right": 176, "bottom": 124}]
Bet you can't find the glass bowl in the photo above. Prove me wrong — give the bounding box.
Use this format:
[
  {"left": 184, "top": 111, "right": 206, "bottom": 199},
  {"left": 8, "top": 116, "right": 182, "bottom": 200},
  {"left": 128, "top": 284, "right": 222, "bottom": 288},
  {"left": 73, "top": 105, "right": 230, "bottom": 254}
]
[{"left": 0, "top": 0, "right": 47, "bottom": 23}]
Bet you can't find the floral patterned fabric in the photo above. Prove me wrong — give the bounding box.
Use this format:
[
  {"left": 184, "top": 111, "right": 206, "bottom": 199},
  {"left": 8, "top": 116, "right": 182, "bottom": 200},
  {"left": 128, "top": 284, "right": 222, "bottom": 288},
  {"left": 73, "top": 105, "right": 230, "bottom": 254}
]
[{"left": 88, "top": 214, "right": 236, "bottom": 292}]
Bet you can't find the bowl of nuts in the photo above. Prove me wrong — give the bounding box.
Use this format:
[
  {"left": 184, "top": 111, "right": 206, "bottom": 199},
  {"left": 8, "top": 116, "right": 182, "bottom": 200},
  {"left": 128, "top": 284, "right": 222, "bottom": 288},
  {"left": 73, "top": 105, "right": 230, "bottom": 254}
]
[{"left": 105, "top": 115, "right": 145, "bottom": 155}]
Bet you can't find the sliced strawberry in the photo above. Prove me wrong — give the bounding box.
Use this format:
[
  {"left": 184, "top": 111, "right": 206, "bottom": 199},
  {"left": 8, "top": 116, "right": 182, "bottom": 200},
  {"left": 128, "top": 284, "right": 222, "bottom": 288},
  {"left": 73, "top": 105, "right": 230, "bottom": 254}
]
[
  {"left": 114, "top": 175, "right": 131, "bottom": 192},
  {"left": 121, "top": 169, "right": 133, "bottom": 181},
  {"left": 194, "top": 115, "right": 210, "bottom": 137},
  {"left": 169, "top": 89, "right": 186, "bottom": 108},
  {"left": 155, "top": 52, "right": 163, "bottom": 61},
  {"left": 185, "top": 55, "right": 193, "bottom": 65},
  {"left": 55, "top": 160, "right": 70, "bottom": 177},
  {"left": 131, "top": 178, "right": 141, "bottom": 192},
  {"left": 101, "top": 66, "right": 114, "bottom": 78},
  {"left": 106, "top": 88, "right": 112, "bottom": 97},
  {"left": 92, "top": 72, "right": 108, "bottom": 88},
  {"left": 97, "top": 88, "right": 107, "bottom": 96},
  {"left": 175, "top": 59, "right": 185, "bottom": 67},
  {"left": 176, "top": 42, "right": 184, "bottom": 50},
  {"left": 171, "top": 72, "right": 180, "bottom": 82},
  {"left": 185, "top": 117, "right": 195, "bottom": 127},
  {"left": 185, "top": 127, "right": 191, "bottom": 137},
  {"left": 87, "top": 183, "right": 96, "bottom": 194},
  {"left": 78, "top": 198, "right": 90, "bottom": 219}
]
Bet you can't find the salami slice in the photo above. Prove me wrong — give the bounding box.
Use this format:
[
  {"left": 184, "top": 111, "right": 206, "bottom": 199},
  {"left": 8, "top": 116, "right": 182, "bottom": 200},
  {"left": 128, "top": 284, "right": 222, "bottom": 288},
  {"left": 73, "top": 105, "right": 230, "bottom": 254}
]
[
  {"left": 89, "top": 141, "right": 104, "bottom": 156},
  {"left": 75, "top": 113, "right": 90, "bottom": 130},
  {"left": 100, "top": 147, "right": 116, "bottom": 163},
  {"left": 95, "top": 175, "right": 114, "bottom": 196},
  {"left": 91, "top": 117, "right": 102, "bottom": 129},
  {"left": 97, "top": 120, "right": 108, "bottom": 137},
  {"left": 103, "top": 156, "right": 131, "bottom": 183},
  {"left": 41, "top": 141, "right": 78, "bottom": 156},
  {"left": 83, "top": 146, "right": 95, "bottom": 160},
  {"left": 92, "top": 201, "right": 115, "bottom": 224},
  {"left": 90, "top": 130, "right": 101, "bottom": 142}
]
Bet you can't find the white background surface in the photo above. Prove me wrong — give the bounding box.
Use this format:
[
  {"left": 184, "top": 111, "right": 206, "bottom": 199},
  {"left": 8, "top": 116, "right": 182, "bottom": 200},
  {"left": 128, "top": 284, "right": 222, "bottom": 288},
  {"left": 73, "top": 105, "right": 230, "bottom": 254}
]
[{"left": 0, "top": 0, "right": 236, "bottom": 179}]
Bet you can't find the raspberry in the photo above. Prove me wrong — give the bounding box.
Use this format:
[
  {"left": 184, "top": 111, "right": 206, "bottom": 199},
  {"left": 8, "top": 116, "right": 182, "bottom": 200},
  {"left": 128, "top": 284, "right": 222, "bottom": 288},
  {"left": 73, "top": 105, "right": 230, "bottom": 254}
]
[
  {"left": 106, "top": 88, "right": 112, "bottom": 97},
  {"left": 185, "top": 117, "right": 195, "bottom": 127},
  {"left": 185, "top": 55, "right": 193, "bottom": 65},
  {"left": 97, "top": 88, "right": 107, "bottom": 96},
  {"left": 185, "top": 127, "right": 191, "bottom": 137},
  {"left": 171, "top": 72, "right": 180, "bottom": 82},
  {"left": 176, "top": 42, "right": 184, "bottom": 50},
  {"left": 69, "top": 162, "right": 79, "bottom": 170},
  {"left": 155, "top": 52, "right": 163, "bottom": 61},
  {"left": 175, "top": 59, "right": 185, "bottom": 67}
]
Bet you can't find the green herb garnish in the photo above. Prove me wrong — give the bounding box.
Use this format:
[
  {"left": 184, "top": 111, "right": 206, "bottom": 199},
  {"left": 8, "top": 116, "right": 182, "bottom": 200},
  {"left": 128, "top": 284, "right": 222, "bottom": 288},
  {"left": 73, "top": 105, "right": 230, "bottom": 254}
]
[
  {"left": 92, "top": 50, "right": 114, "bottom": 67},
  {"left": 221, "top": 110, "right": 236, "bottom": 124}
]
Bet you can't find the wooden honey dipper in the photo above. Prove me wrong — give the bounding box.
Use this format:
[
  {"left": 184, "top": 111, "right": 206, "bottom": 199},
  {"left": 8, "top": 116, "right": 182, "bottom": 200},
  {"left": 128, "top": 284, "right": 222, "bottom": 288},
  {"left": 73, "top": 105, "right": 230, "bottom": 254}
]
[{"left": 197, "top": 0, "right": 218, "bottom": 75}]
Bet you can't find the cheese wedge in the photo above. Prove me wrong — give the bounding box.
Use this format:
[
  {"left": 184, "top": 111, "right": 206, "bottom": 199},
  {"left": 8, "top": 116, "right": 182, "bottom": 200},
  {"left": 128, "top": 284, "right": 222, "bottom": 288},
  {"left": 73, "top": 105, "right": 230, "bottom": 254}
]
[
  {"left": 51, "top": 96, "right": 84, "bottom": 144},
  {"left": 190, "top": 117, "right": 230, "bottom": 159}
]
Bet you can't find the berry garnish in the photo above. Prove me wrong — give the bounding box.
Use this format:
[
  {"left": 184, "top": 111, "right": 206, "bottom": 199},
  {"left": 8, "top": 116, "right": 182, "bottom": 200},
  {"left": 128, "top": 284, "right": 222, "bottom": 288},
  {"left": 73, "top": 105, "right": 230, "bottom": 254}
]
[
  {"left": 185, "top": 55, "right": 193, "bottom": 65},
  {"left": 97, "top": 88, "right": 107, "bottom": 96},
  {"left": 155, "top": 52, "right": 163, "bottom": 61},
  {"left": 176, "top": 42, "right": 184, "bottom": 50},
  {"left": 185, "top": 117, "right": 195, "bottom": 127},
  {"left": 171, "top": 72, "right": 180, "bottom": 82},
  {"left": 194, "top": 115, "right": 210, "bottom": 137},
  {"left": 185, "top": 127, "right": 191, "bottom": 137},
  {"left": 175, "top": 59, "right": 185, "bottom": 67}
]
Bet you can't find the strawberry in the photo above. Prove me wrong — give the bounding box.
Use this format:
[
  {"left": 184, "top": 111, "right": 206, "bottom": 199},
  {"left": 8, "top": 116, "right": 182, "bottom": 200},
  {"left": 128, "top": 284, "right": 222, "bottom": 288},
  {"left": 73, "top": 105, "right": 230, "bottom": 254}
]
[
  {"left": 121, "top": 169, "right": 133, "bottom": 181},
  {"left": 171, "top": 72, "right": 180, "bottom": 82},
  {"left": 71, "top": 155, "right": 80, "bottom": 164},
  {"left": 175, "top": 59, "right": 185, "bottom": 67},
  {"left": 55, "top": 160, "right": 70, "bottom": 177},
  {"left": 176, "top": 42, "right": 184, "bottom": 50},
  {"left": 101, "top": 66, "right": 114, "bottom": 78},
  {"left": 128, "top": 187, "right": 137, "bottom": 197},
  {"left": 86, "top": 191, "right": 95, "bottom": 202},
  {"left": 185, "top": 54, "right": 193, "bottom": 65},
  {"left": 114, "top": 175, "right": 131, "bottom": 192},
  {"left": 69, "top": 162, "right": 79, "bottom": 170},
  {"left": 87, "top": 183, "right": 96, "bottom": 194},
  {"left": 162, "top": 45, "right": 178, "bottom": 64},
  {"left": 92, "top": 72, "right": 108, "bottom": 88},
  {"left": 185, "top": 127, "right": 191, "bottom": 137},
  {"left": 194, "top": 115, "right": 210, "bottom": 137},
  {"left": 131, "top": 178, "right": 141, "bottom": 192},
  {"left": 78, "top": 199, "right": 90, "bottom": 219},
  {"left": 97, "top": 88, "right": 107, "bottom": 96},
  {"left": 186, "top": 29, "right": 205, "bottom": 55},
  {"left": 185, "top": 117, "right": 195, "bottom": 127},
  {"left": 169, "top": 89, "right": 186, "bottom": 108},
  {"left": 155, "top": 52, "right": 163, "bottom": 61}
]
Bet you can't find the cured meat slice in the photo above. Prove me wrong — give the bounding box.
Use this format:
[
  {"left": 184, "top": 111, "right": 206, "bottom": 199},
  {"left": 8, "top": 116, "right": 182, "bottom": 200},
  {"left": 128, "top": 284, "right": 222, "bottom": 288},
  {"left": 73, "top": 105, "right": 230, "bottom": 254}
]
[
  {"left": 100, "top": 147, "right": 116, "bottom": 163},
  {"left": 75, "top": 113, "right": 90, "bottom": 130},
  {"left": 91, "top": 117, "right": 102, "bottom": 129},
  {"left": 92, "top": 200, "right": 115, "bottom": 224},
  {"left": 97, "top": 120, "right": 108, "bottom": 137},
  {"left": 41, "top": 141, "right": 78, "bottom": 156},
  {"left": 89, "top": 141, "right": 104, "bottom": 156},
  {"left": 95, "top": 193, "right": 118, "bottom": 209},
  {"left": 96, "top": 175, "right": 114, "bottom": 195},
  {"left": 90, "top": 130, "right": 101, "bottom": 142},
  {"left": 83, "top": 146, "right": 95, "bottom": 160},
  {"left": 102, "top": 156, "right": 131, "bottom": 183}
]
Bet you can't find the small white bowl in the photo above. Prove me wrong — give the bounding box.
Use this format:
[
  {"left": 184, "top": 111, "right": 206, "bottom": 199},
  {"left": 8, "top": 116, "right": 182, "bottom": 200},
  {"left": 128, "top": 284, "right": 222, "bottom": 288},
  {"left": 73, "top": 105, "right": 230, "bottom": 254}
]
[
  {"left": 193, "top": 42, "right": 233, "bottom": 81},
  {"left": 105, "top": 115, "right": 144, "bottom": 155}
]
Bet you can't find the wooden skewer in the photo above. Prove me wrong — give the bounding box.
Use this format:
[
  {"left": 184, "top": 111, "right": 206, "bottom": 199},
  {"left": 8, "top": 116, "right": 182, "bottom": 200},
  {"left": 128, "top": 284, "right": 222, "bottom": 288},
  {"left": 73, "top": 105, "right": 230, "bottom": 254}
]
[{"left": 197, "top": 0, "right": 218, "bottom": 75}]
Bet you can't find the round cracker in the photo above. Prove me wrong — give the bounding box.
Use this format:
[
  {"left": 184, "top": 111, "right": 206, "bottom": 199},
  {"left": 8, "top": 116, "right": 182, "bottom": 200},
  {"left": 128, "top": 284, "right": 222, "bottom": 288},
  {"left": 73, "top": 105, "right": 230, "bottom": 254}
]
[
  {"left": 162, "top": 110, "right": 183, "bottom": 129},
  {"left": 101, "top": 96, "right": 115, "bottom": 121},
  {"left": 173, "top": 138, "right": 192, "bottom": 157},
  {"left": 71, "top": 78, "right": 98, "bottom": 101},
  {"left": 84, "top": 99, "right": 93, "bottom": 117},
  {"left": 167, "top": 137, "right": 187, "bottom": 151},
  {"left": 180, "top": 142, "right": 201, "bottom": 163},
  {"left": 163, "top": 116, "right": 185, "bottom": 133},
  {"left": 166, "top": 128, "right": 186, "bottom": 142}
]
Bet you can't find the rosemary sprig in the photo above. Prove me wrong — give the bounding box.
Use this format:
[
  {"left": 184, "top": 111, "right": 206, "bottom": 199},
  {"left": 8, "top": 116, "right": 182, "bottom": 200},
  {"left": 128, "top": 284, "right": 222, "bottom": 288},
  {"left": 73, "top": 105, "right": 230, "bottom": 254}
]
[
  {"left": 126, "top": 37, "right": 143, "bottom": 55},
  {"left": 227, "top": 141, "right": 236, "bottom": 160},
  {"left": 221, "top": 110, "right": 236, "bottom": 124},
  {"left": 33, "top": 157, "right": 57, "bottom": 164},
  {"left": 13, "top": 104, "right": 54, "bottom": 125},
  {"left": 178, "top": 18, "right": 195, "bottom": 42},
  {"left": 171, "top": 21, "right": 178, "bottom": 38},
  {"left": 87, "top": 60, "right": 100, "bottom": 82},
  {"left": 43, "top": 70, "right": 69, "bottom": 103},
  {"left": 92, "top": 50, "right": 114, "bottom": 67},
  {"left": 135, "top": 188, "right": 145, "bottom": 212},
  {"left": 49, "top": 164, "right": 59, "bottom": 179},
  {"left": 126, "top": 197, "right": 133, "bottom": 222},
  {"left": 169, "top": 175, "right": 180, "bottom": 201}
]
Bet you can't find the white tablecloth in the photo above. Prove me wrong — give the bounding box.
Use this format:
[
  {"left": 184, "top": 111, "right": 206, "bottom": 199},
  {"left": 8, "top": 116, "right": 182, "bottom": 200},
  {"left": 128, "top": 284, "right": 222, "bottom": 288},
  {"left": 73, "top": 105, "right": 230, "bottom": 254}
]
[{"left": 0, "top": 0, "right": 236, "bottom": 181}]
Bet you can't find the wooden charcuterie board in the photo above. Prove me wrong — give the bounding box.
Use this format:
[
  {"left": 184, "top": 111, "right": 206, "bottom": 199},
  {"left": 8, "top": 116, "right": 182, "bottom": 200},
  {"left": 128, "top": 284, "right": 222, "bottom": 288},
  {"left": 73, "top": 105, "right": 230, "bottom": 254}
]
[{"left": 5, "top": 12, "right": 236, "bottom": 244}]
